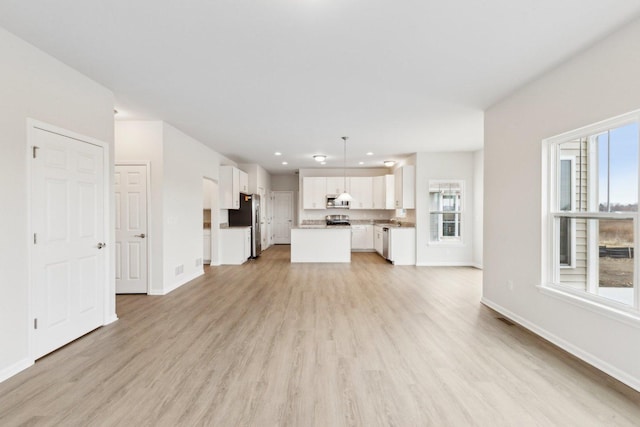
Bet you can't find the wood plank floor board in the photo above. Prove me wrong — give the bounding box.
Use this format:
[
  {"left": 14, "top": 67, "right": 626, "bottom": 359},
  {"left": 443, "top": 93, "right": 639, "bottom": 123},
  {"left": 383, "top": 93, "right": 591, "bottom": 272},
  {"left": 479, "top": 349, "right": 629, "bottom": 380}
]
[{"left": 1, "top": 245, "right": 640, "bottom": 426}]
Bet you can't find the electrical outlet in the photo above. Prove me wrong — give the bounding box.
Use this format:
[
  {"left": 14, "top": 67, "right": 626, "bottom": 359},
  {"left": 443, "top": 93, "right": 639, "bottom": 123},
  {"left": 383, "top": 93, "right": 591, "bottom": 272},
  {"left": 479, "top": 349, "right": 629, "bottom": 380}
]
[
  {"left": 195, "top": 258, "right": 202, "bottom": 267},
  {"left": 507, "top": 280, "right": 514, "bottom": 291}
]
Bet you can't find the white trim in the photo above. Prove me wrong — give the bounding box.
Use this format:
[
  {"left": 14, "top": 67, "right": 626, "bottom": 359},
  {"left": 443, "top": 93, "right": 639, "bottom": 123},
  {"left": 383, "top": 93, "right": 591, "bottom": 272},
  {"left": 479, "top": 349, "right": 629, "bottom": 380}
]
[
  {"left": 481, "top": 297, "right": 640, "bottom": 392},
  {"left": 159, "top": 270, "right": 204, "bottom": 295},
  {"left": 115, "top": 162, "right": 152, "bottom": 294},
  {"left": 543, "top": 112, "right": 640, "bottom": 312},
  {"left": 26, "top": 119, "right": 113, "bottom": 361},
  {"left": 537, "top": 284, "right": 640, "bottom": 328},
  {"left": 0, "top": 358, "right": 33, "bottom": 384},
  {"left": 104, "top": 314, "right": 119, "bottom": 325},
  {"left": 416, "top": 261, "right": 475, "bottom": 267}
]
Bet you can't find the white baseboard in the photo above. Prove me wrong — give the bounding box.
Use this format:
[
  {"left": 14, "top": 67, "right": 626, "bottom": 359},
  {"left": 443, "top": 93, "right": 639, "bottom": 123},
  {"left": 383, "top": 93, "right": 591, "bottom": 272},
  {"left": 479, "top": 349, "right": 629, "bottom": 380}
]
[
  {"left": 481, "top": 297, "right": 640, "bottom": 392},
  {"left": 104, "top": 314, "right": 119, "bottom": 325},
  {"left": 471, "top": 263, "right": 483, "bottom": 269},
  {"left": 0, "top": 358, "right": 33, "bottom": 383},
  {"left": 162, "top": 270, "right": 204, "bottom": 295},
  {"left": 416, "top": 261, "right": 474, "bottom": 267}
]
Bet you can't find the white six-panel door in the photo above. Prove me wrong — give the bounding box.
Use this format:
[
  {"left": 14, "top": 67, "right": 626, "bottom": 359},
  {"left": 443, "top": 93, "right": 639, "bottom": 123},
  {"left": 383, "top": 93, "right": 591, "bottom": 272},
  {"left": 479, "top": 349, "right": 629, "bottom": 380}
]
[
  {"left": 115, "top": 164, "right": 148, "bottom": 294},
  {"left": 273, "top": 191, "right": 293, "bottom": 244},
  {"left": 31, "top": 127, "right": 106, "bottom": 359}
]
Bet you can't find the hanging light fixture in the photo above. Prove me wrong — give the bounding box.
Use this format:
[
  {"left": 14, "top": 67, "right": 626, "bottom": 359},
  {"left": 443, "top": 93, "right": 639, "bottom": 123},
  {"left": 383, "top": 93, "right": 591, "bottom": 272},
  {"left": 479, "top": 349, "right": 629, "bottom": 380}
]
[{"left": 336, "top": 136, "right": 353, "bottom": 202}]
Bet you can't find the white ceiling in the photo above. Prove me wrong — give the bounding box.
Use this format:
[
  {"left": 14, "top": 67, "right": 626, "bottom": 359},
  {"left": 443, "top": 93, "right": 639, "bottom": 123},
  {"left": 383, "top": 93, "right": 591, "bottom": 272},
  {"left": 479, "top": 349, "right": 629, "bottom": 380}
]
[{"left": 2, "top": 1, "right": 640, "bottom": 173}]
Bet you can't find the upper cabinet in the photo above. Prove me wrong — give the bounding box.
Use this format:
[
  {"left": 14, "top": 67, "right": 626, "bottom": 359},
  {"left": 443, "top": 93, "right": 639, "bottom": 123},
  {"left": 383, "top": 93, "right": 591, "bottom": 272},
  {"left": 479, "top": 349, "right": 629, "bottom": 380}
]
[
  {"left": 220, "top": 165, "right": 248, "bottom": 209},
  {"left": 372, "top": 174, "right": 395, "bottom": 210},
  {"left": 326, "top": 176, "right": 349, "bottom": 195},
  {"left": 303, "top": 177, "right": 327, "bottom": 209},
  {"left": 394, "top": 165, "right": 415, "bottom": 209},
  {"left": 349, "top": 177, "right": 373, "bottom": 209},
  {"left": 239, "top": 170, "right": 249, "bottom": 194}
]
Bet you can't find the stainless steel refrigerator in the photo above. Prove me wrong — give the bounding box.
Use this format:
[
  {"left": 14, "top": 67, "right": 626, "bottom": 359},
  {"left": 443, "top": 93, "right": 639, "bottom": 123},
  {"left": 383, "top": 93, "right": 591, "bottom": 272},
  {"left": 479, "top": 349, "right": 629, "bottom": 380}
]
[{"left": 228, "top": 193, "right": 261, "bottom": 258}]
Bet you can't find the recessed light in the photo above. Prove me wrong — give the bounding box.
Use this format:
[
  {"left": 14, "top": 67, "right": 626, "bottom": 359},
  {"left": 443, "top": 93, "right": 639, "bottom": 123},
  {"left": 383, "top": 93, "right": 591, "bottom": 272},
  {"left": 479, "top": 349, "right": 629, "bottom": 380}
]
[
  {"left": 313, "top": 154, "right": 327, "bottom": 162},
  {"left": 274, "top": 152, "right": 282, "bottom": 156},
  {"left": 383, "top": 160, "right": 395, "bottom": 167},
  {"left": 366, "top": 152, "right": 373, "bottom": 156},
  {"left": 359, "top": 161, "right": 364, "bottom": 165},
  {"left": 282, "top": 161, "right": 288, "bottom": 165}
]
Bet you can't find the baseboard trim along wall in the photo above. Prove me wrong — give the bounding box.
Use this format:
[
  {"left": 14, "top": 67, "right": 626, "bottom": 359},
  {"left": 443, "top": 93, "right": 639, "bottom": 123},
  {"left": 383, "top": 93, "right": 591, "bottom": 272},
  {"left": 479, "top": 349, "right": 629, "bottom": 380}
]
[
  {"left": 416, "top": 261, "right": 475, "bottom": 267},
  {"left": 481, "top": 297, "right": 640, "bottom": 392},
  {"left": 0, "top": 358, "right": 33, "bottom": 384},
  {"left": 158, "top": 269, "right": 204, "bottom": 296}
]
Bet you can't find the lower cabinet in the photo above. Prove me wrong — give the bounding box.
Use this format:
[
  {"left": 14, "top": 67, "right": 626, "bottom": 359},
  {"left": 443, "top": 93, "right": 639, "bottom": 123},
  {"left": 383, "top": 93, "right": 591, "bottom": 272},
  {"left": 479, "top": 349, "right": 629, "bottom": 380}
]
[
  {"left": 388, "top": 227, "right": 416, "bottom": 265},
  {"left": 374, "top": 226, "right": 384, "bottom": 255},
  {"left": 219, "top": 227, "right": 251, "bottom": 265},
  {"left": 351, "top": 225, "right": 374, "bottom": 251}
]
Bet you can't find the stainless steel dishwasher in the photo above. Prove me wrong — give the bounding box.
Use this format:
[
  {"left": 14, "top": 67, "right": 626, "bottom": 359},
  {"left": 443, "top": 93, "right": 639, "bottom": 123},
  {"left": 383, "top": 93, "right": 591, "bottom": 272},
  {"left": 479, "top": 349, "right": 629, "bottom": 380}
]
[{"left": 382, "top": 227, "right": 390, "bottom": 260}]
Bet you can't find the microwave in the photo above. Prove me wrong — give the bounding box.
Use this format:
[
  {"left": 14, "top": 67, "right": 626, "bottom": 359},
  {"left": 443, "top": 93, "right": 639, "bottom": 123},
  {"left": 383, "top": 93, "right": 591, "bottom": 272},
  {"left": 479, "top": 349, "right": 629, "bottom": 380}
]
[{"left": 326, "top": 195, "right": 350, "bottom": 209}]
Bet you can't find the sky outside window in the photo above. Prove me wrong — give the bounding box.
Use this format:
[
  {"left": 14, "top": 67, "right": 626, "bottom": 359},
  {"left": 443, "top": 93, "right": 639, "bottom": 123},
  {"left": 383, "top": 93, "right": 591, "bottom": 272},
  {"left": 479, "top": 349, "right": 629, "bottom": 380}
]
[{"left": 597, "top": 122, "right": 638, "bottom": 210}]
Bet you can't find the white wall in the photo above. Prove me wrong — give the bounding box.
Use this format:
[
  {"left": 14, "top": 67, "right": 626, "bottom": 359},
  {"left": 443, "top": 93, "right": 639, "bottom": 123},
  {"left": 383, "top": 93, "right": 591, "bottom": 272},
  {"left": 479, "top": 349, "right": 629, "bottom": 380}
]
[
  {"left": 114, "top": 121, "right": 164, "bottom": 294},
  {"left": 115, "top": 121, "right": 233, "bottom": 293},
  {"left": 415, "top": 152, "right": 475, "bottom": 266},
  {"left": 0, "top": 26, "right": 115, "bottom": 381},
  {"left": 484, "top": 18, "right": 640, "bottom": 389},
  {"left": 473, "top": 149, "right": 484, "bottom": 268},
  {"left": 162, "top": 124, "right": 221, "bottom": 292}
]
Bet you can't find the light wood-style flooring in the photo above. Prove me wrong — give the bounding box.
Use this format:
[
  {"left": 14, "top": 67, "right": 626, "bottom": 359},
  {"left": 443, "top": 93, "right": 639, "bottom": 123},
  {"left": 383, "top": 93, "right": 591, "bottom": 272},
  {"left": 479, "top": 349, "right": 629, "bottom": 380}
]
[{"left": 1, "top": 245, "right": 640, "bottom": 426}]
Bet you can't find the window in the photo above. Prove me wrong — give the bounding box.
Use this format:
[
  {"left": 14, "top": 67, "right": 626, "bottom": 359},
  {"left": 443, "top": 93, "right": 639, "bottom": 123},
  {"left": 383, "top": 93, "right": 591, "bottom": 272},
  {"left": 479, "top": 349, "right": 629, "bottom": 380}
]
[
  {"left": 545, "top": 112, "right": 639, "bottom": 310},
  {"left": 429, "top": 181, "right": 463, "bottom": 243}
]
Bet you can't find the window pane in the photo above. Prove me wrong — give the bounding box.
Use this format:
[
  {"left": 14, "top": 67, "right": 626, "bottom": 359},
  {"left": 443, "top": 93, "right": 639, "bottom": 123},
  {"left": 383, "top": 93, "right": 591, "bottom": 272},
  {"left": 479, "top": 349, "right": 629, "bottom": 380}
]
[
  {"left": 598, "top": 218, "right": 634, "bottom": 305},
  {"left": 597, "top": 123, "right": 638, "bottom": 212},
  {"left": 557, "top": 217, "right": 634, "bottom": 306},
  {"left": 559, "top": 159, "right": 572, "bottom": 211},
  {"left": 559, "top": 217, "right": 571, "bottom": 265}
]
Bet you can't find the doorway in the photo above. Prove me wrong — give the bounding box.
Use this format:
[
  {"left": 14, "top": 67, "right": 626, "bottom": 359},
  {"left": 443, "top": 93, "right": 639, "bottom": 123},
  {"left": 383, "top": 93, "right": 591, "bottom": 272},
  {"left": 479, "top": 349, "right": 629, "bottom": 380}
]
[
  {"left": 203, "top": 178, "right": 216, "bottom": 265},
  {"left": 115, "top": 164, "right": 149, "bottom": 294},
  {"left": 273, "top": 191, "right": 294, "bottom": 244},
  {"left": 30, "top": 123, "right": 108, "bottom": 359}
]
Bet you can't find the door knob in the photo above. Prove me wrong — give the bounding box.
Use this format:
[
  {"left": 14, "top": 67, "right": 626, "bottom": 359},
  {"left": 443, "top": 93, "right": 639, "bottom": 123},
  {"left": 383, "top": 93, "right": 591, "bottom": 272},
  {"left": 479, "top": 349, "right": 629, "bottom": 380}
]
[
  {"left": 134, "top": 233, "right": 146, "bottom": 238},
  {"left": 97, "top": 242, "right": 106, "bottom": 249}
]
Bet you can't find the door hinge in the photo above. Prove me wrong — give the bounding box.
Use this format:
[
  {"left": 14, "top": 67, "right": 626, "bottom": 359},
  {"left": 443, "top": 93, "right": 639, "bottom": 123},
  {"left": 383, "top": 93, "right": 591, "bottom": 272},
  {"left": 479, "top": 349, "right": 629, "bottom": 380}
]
[
  {"left": 34, "top": 318, "right": 38, "bottom": 329},
  {"left": 33, "top": 233, "right": 37, "bottom": 244},
  {"left": 32, "top": 146, "right": 39, "bottom": 159}
]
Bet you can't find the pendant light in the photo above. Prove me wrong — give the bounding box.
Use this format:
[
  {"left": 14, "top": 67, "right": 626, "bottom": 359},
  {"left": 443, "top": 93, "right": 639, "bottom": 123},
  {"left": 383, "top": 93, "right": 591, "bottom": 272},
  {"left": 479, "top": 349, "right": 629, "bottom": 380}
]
[{"left": 336, "top": 136, "right": 353, "bottom": 202}]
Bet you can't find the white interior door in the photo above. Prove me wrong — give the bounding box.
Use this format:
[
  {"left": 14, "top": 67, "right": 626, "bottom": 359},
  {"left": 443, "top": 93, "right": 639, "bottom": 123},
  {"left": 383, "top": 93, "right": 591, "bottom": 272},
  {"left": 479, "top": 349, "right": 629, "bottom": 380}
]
[
  {"left": 115, "top": 164, "right": 148, "bottom": 294},
  {"left": 31, "top": 127, "right": 106, "bottom": 359},
  {"left": 273, "top": 191, "right": 293, "bottom": 244}
]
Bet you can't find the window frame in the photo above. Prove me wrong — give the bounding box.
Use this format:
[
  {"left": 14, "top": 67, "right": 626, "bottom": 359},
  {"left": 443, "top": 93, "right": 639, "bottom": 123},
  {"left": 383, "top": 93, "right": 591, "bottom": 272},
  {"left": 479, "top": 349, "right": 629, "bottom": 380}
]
[
  {"left": 428, "top": 180, "right": 464, "bottom": 245},
  {"left": 542, "top": 110, "right": 640, "bottom": 316}
]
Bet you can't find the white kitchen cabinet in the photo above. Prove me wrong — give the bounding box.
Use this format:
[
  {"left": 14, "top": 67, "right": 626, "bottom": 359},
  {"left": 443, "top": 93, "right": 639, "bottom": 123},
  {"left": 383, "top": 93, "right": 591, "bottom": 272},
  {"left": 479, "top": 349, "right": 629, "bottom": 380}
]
[
  {"left": 388, "top": 227, "right": 416, "bottom": 265},
  {"left": 373, "top": 175, "right": 395, "bottom": 210},
  {"left": 239, "top": 169, "right": 249, "bottom": 194},
  {"left": 203, "top": 229, "right": 212, "bottom": 264},
  {"left": 351, "top": 224, "right": 374, "bottom": 250},
  {"left": 326, "top": 176, "right": 349, "bottom": 195},
  {"left": 394, "top": 165, "right": 415, "bottom": 209},
  {"left": 374, "top": 225, "right": 384, "bottom": 255},
  {"left": 349, "top": 177, "right": 373, "bottom": 209},
  {"left": 219, "top": 227, "right": 251, "bottom": 265},
  {"left": 303, "top": 177, "right": 327, "bottom": 209},
  {"left": 220, "top": 165, "right": 243, "bottom": 209}
]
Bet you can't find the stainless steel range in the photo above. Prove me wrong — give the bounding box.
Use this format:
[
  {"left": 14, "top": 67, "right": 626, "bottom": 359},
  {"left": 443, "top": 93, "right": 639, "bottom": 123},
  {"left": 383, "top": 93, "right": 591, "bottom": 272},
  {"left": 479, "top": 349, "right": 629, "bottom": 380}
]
[{"left": 326, "top": 214, "right": 350, "bottom": 226}]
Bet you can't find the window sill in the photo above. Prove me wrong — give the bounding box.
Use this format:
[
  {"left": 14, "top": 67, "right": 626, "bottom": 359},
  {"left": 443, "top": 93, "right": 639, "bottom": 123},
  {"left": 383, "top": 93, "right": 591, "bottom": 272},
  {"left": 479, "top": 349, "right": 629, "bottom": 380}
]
[{"left": 537, "top": 284, "right": 640, "bottom": 329}]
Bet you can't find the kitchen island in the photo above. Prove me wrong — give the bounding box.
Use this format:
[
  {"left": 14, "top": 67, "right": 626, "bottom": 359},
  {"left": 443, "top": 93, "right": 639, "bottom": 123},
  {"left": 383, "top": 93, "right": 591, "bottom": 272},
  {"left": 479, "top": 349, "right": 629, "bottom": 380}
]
[{"left": 290, "top": 226, "right": 351, "bottom": 263}]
